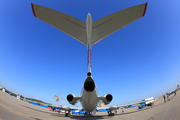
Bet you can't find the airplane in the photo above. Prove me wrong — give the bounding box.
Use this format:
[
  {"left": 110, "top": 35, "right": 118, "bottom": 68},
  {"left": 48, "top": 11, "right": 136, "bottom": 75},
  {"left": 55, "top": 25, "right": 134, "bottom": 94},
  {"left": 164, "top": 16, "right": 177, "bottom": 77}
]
[{"left": 31, "top": 2, "right": 148, "bottom": 117}]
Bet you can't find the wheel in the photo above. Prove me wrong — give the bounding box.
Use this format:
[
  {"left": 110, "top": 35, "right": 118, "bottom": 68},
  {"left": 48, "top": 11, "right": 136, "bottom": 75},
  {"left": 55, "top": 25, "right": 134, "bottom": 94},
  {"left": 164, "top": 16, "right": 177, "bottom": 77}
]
[
  {"left": 65, "top": 113, "right": 70, "bottom": 117},
  {"left": 108, "top": 113, "right": 114, "bottom": 116}
]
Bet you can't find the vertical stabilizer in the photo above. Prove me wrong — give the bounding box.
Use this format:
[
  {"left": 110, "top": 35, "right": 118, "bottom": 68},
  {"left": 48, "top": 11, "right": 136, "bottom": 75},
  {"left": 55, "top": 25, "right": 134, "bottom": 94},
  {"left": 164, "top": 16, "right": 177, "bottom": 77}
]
[{"left": 86, "top": 13, "right": 92, "bottom": 73}]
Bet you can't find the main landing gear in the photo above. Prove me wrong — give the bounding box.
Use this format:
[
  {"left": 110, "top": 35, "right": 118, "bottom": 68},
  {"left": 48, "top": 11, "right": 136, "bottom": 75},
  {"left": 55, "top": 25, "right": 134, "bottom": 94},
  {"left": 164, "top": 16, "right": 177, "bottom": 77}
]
[
  {"left": 65, "top": 110, "right": 70, "bottom": 117},
  {"left": 108, "top": 110, "right": 114, "bottom": 116},
  {"left": 85, "top": 111, "right": 92, "bottom": 115}
]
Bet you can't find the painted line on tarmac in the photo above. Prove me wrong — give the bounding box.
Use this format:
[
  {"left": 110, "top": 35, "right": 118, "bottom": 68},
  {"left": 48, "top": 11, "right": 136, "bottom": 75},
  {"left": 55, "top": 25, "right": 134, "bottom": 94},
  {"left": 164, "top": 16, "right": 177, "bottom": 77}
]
[
  {"left": 146, "top": 96, "right": 175, "bottom": 120},
  {"left": 0, "top": 106, "right": 63, "bottom": 119}
]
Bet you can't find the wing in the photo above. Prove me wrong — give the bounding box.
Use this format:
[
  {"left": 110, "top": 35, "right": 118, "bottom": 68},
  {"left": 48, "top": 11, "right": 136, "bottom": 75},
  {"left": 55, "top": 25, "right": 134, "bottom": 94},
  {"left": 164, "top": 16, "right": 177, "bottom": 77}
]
[
  {"left": 91, "top": 3, "right": 148, "bottom": 46},
  {"left": 31, "top": 3, "right": 87, "bottom": 46},
  {"left": 48, "top": 105, "right": 82, "bottom": 111},
  {"left": 96, "top": 102, "right": 144, "bottom": 112},
  {"left": 96, "top": 106, "right": 119, "bottom": 111}
]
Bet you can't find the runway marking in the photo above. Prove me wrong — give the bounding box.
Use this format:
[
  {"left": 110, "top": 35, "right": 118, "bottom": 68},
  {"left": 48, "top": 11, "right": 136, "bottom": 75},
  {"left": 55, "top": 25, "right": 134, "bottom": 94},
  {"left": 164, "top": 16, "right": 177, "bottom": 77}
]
[{"left": 146, "top": 96, "right": 175, "bottom": 120}]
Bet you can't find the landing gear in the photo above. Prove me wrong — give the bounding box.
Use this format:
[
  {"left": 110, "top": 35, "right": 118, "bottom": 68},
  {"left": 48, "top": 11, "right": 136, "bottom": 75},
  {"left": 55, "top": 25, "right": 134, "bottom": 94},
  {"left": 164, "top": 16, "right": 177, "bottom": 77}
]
[
  {"left": 65, "top": 110, "right": 70, "bottom": 117},
  {"left": 84, "top": 111, "right": 92, "bottom": 115},
  {"left": 108, "top": 110, "right": 114, "bottom": 116}
]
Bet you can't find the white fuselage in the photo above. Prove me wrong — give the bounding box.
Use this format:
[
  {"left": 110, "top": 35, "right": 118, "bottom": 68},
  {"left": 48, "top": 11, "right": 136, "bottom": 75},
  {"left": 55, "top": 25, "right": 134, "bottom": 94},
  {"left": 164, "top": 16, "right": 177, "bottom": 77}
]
[
  {"left": 80, "top": 82, "right": 99, "bottom": 111},
  {"left": 79, "top": 13, "right": 99, "bottom": 112}
]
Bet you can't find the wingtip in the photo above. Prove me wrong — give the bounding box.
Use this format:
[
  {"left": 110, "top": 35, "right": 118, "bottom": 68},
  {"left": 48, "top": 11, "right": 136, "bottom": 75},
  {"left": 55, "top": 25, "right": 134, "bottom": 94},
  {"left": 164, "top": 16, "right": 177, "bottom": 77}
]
[
  {"left": 31, "top": 3, "right": 36, "bottom": 17},
  {"left": 142, "top": 3, "right": 148, "bottom": 17}
]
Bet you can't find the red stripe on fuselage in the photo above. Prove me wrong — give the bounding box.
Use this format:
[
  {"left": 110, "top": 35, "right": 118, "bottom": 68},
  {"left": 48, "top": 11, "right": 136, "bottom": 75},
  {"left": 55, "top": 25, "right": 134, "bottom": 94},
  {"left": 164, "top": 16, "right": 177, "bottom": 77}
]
[
  {"left": 87, "top": 45, "right": 91, "bottom": 65},
  {"left": 90, "top": 50, "right": 91, "bottom": 64},
  {"left": 87, "top": 45, "right": 89, "bottom": 64}
]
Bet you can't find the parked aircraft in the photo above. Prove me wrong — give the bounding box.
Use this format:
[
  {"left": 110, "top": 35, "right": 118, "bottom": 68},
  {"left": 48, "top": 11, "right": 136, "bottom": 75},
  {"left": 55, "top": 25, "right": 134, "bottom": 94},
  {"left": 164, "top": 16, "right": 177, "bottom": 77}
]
[{"left": 31, "top": 2, "right": 148, "bottom": 117}]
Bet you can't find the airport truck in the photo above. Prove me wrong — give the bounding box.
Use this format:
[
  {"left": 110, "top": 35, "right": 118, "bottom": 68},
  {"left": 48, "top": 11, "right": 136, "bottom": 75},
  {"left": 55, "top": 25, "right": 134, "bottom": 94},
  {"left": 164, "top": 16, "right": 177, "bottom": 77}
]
[{"left": 138, "top": 97, "right": 154, "bottom": 109}]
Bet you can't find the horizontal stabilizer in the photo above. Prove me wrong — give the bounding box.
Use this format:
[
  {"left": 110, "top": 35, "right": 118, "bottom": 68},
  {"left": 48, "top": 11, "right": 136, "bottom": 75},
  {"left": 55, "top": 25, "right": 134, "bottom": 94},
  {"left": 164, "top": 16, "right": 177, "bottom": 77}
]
[
  {"left": 31, "top": 3, "right": 147, "bottom": 46},
  {"left": 31, "top": 3, "right": 87, "bottom": 45},
  {"left": 91, "top": 3, "right": 148, "bottom": 45}
]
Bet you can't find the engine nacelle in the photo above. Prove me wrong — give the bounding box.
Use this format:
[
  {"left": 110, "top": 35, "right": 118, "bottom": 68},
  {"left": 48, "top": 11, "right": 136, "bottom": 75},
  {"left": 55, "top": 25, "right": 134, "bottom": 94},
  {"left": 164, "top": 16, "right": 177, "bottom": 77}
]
[
  {"left": 102, "top": 94, "right": 113, "bottom": 105},
  {"left": 67, "top": 94, "right": 78, "bottom": 105}
]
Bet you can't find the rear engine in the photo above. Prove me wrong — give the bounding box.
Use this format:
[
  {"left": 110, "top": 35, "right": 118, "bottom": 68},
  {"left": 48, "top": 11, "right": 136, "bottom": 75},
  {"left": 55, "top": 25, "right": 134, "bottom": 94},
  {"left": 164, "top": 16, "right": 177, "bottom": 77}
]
[
  {"left": 84, "top": 77, "right": 95, "bottom": 92},
  {"left": 102, "top": 94, "right": 113, "bottom": 105},
  {"left": 67, "top": 94, "right": 78, "bottom": 105}
]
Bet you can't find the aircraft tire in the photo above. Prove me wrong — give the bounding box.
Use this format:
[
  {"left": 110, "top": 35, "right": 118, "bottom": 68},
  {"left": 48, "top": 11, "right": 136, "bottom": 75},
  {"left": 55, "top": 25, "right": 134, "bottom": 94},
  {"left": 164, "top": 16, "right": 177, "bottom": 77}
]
[
  {"left": 65, "top": 113, "right": 70, "bottom": 117},
  {"left": 108, "top": 113, "right": 114, "bottom": 116}
]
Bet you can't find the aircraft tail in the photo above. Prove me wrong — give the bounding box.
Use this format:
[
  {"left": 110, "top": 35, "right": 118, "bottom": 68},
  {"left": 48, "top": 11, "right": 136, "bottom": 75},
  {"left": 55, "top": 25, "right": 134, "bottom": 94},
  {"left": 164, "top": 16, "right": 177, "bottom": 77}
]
[{"left": 31, "top": 3, "right": 147, "bottom": 46}]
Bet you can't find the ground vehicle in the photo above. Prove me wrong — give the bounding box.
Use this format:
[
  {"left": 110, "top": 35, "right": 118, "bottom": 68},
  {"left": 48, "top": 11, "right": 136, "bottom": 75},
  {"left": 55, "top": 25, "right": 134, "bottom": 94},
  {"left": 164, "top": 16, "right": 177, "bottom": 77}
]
[
  {"left": 138, "top": 102, "right": 146, "bottom": 109},
  {"left": 138, "top": 97, "right": 154, "bottom": 109}
]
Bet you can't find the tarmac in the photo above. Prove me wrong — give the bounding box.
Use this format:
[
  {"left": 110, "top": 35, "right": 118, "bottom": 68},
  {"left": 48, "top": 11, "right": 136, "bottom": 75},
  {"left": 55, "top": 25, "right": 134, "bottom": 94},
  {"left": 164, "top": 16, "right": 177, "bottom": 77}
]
[{"left": 0, "top": 90, "right": 179, "bottom": 120}]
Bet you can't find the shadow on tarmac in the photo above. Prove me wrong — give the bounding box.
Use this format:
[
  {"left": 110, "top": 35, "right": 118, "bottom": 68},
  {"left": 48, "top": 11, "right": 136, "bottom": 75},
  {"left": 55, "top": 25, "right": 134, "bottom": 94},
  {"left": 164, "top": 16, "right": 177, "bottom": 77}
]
[
  {"left": 30, "top": 117, "right": 42, "bottom": 120},
  {"left": 22, "top": 105, "right": 151, "bottom": 119},
  {"left": 70, "top": 115, "right": 107, "bottom": 119}
]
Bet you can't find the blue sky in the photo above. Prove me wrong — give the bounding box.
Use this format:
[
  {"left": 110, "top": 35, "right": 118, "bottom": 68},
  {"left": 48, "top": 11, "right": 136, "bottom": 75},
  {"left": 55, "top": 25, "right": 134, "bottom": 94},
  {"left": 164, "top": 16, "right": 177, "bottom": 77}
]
[{"left": 0, "top": 0, "right": 180, "bottom": 107}]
